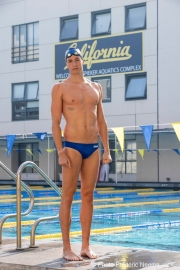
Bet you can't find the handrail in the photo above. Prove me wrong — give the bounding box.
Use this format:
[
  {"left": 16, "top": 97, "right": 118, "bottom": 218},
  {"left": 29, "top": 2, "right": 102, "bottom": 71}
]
[
  {"left": 30, "top": 214, "right": 59, "bottom": 247},
  {"left": 0, "top": 161, "right": 34, "bottom": 245},
  {"left": 16, "top": 161, "right": 61, "bottom": 249}
]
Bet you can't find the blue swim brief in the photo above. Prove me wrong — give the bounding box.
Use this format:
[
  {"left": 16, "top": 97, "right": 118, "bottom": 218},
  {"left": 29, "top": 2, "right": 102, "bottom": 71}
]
[{"left": 64, "top": 141, "right": 99, "bottom": 159}]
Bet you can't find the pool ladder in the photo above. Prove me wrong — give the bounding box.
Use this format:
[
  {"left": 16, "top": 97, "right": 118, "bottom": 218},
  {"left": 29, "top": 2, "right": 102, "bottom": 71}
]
[{"left": 0, "top": 161, "right": 61, "bottom": 249}]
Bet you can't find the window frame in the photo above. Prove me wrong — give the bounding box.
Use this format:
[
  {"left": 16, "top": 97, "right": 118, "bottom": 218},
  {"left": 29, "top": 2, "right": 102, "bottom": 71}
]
[
  {"left": 91, "top": 76, "right": 111, "bottom": 103},
  {"left": 116, "top": 140, "right": 137, "bottom": 174},
  {"left": 125, "top": 73, "right": 147, "bottom": 101},
  {"left": 91, "top": 9, "right": 111, "bottom": 37},
  {"left": 101, "top": 136, "right": 137, "bottom": 174},
  {"left": 12, "top": 21, "right": 39, "bottom": 64},
  {"left": 18, "top": 142, "right": 39, "bottom": 173},
  {"left": 60, "top": 15, "right": 78, "bottom": 41},
  {"left": 125, "top": 3, "right": 146, "bottom": 32},
  {"left": 12, "top": 81, "right": 39, "bottom": 121}
]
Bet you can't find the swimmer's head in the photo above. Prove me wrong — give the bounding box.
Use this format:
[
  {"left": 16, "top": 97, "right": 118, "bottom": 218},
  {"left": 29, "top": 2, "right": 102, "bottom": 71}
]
[{"left": 65, "top": 47, "right": 83, "bottom": 61}]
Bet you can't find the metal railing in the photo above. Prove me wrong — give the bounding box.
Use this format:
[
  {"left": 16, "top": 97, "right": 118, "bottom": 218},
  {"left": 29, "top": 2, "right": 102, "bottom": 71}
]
[
  {"left": 0, "top": 161, "right": 34, "bottom": 245},
  {"left": 30, "top": 214, "right": 59, "bottom": 247},
  {"left": 16, "top": 161, "right": 61, "bottom": 249}
]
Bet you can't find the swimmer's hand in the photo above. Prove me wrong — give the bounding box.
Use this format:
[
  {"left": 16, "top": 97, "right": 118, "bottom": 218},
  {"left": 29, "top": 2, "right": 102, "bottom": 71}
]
[
  {"left": 58, "top": 149, "right": 70, "bottom": 168},
  {"left": 102, "top": 152, "right": 112, "bottom": 164}
]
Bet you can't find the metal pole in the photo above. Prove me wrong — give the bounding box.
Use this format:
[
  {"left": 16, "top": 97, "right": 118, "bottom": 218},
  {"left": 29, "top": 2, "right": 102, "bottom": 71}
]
[
  {"left": 16, "top": 173, "right": 22, "bottom": 249},
  {"left": 0, "top": 161, "right": 34, "bottom": 246},
  {"left": 115, "top": 135, "right": 117, "bottom": 183},
  {"left": 48, "top": 136, "right": 50, "bottom": 177}
]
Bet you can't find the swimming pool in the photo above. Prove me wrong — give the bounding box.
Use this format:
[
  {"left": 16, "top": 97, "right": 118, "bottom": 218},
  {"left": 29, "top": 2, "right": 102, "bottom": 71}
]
[{"left": 1, "top": 186, "right": 180, "bottom": 251}]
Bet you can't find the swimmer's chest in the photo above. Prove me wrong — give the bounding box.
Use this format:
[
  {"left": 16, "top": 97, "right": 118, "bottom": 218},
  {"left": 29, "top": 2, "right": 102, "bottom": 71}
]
[{"left": 63, "top": 85, "right": 99, "bottom": 105}]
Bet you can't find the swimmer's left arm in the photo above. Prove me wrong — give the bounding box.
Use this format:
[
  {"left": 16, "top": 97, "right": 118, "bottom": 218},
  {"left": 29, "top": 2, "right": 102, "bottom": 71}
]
[{"left": 96, "top": 84, "right": 112, "bottom": 164}]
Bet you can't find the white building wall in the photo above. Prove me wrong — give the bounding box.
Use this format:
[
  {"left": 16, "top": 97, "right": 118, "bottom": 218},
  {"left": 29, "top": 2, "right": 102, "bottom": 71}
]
[
  {"left": 158, "top": 0, "right": 180, "bottom": 124},
  {"left": 0, "top": 0, "right": 180, "bottom": 184},
  {"left": 159, "top": 133, "right": 180, "bottom": 182}
]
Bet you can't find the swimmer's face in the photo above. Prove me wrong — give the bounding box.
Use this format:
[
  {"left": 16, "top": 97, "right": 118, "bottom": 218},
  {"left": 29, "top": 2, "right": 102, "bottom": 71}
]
[{"left": 66, "top": 55, "right": 84, "bottom": 74}]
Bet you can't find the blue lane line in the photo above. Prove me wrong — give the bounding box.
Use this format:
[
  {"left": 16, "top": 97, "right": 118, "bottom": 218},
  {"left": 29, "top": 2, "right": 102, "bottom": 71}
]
[
  {"left": 1, "top": 191, "right": 180, "bottom": 201},
  {"left": 132, "top": 220, "right": 180, "bottom": 229},
  {"left": 0, "top": 209, "right": 163, "bottom": 218},
  {"left": 3, "top": 219, "right": 180, "bottom": 230},
  {"left": 0, "top": 208, "right": 59, "bottom": 214}
]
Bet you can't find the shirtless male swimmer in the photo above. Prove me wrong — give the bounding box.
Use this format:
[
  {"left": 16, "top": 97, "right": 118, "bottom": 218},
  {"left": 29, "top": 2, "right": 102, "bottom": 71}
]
[{"left": 51, "top": 47, "right": 112, "bottom": 261}]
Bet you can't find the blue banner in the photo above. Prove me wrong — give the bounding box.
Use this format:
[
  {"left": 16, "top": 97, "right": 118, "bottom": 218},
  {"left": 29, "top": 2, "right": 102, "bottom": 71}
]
[
  {"left": 140, "top": 125, "right": 154, "bottom": 152},
  {"left": 173, "top": 149, "right": 180, "bottom": 155},
  {"left": 6, "top": 134, "right": 16, "bottom": 157},
  {"left": 55, "top": 32, "right": 143, "bottom": 80},
  {"left": 33, "top": 132, "right": 47, "bottom": 141}
]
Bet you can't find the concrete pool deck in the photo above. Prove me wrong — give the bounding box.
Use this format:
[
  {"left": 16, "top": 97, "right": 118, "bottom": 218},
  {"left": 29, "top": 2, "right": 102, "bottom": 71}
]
[{"left": 0, "top": 238, "right": 180, "bottom": 270}]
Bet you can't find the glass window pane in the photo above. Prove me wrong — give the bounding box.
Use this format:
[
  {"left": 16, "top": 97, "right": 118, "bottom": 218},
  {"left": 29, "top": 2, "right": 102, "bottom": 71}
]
[
  {"left": 13, "top": 101, "right": 26, "bottom": 120},
  {"left": 93, "top": 13, "right": 111, "bottom": 34},
  {"left": 19, "top": 144, "right": 33, "bottom": 172},
  {"left": 33, "top": 44, "right": 39, "bottom": 60},
  {"left": 20, "top": 46, "right": 26, "bottom": 61},
  {"left": 27, "top": 24, "right": 33, "bottom": 45},
  {"left": 109, "top": 161, "right": 116, "bottom": 173},
  {"left": 13, "top": 84, "right": 25, "bottom": 99},
  {"left": 115, "top": 139, "right": 125, "bottom": 161},
  {"left": 126, "top": 141, "right": 136, "bottom": 160},
  {"left": 93, "top": 78, "right": 111, "bottom": 102},
  {"left": 12, "top": 47, "right": 20, "bottom": 62},
  {"left": 12, "top": 23, "right": 39, "bottom": 63},
  {"left": 20, "top": 25, "right": 26, "bottom": 46},
  {"left": 13, "top": 26, "right": 19, "bottom": 47},
  {"left": 34, "top": 22, "right": 39, "bottom": 44},
  {"left": 117, "top": 151, "right": 125, "bottom": 161},
  {"left": 26, "top": 83, "right": 38, "bottom": 99},
  {"left": 126, "top": 150, "right": 134, "bottom": 160},
  {"left": 33, "top": 143, "right": 39, "bottom": 161},
  {"left": 126, "top": 6, "right": 146, "bottom": 30},
  {"left": 61, "top": 18, "right": 78, "bottom": 40},
  {"left": 26, "top": 101, "right": 39, "bottom": 119},
  {"left": 27, "top": 45, "right": 33, "bottom": 60},
  {"left": 126, "top": 162, "right": 136, "bottom": 173},
  {"left": 27, "top": 101, "right": 39, "bottom": 108},
  {"left": 126, "top": 76, "right": 146, "bottom": 99},
  {"left": 117, "top": 162, "right": 125, "bottom": 174}
]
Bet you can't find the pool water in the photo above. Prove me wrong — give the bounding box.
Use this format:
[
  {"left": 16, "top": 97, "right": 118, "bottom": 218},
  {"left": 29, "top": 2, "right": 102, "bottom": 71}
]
[{"left": 1, "top": 187, "right": 180, "bottom": 251}]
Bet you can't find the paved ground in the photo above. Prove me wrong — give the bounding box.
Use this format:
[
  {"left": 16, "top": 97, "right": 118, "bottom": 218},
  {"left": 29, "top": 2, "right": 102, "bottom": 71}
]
[{"left": 0, "top": 238, "right": 180, "bottom": 270}]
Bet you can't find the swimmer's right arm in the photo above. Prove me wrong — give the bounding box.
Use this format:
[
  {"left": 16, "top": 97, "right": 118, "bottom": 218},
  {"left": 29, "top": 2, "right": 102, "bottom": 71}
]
[{"left": 51, "top": 84, "right": 70, "bottom": 168}]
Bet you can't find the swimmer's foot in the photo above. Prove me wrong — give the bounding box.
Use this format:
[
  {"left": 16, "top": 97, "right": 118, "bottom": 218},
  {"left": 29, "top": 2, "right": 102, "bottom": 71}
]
[
  {"left": 63, "top": 250, "right": 83, "bottom": 261},
  {"left": 80, "top": 246, "right": 98, "bottom": 259}
]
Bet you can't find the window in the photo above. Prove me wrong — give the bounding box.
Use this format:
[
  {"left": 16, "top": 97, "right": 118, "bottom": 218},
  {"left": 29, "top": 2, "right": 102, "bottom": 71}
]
[
  {"left": 18, "top": 143, "right": 39, "bottom": 173},
  {"left": 116, "top": 140, "right": 137, "bottom": 174},
  {"left": 91, "top": 9, "right": 111, "bottom": 36},
  {"left": 12, "top": 22, "right": 39, "bottom": 63},
  {"left": 92, "top": 77, "right": 111, "bottom": 102},
  {"left": 12, "top": 82, "right": 39, "bottom": 121},
  {"left": 60, "top": 15, "right": 78, "bottom": 41},
  {"left": 101, "top": 135, "right": 136, "bottom": 174},
  {"left": 125, "top": 73, "right": 147, "bottom": 100},
  {"left": 125, "top": 3, "right": 146, "bottom": 31}
]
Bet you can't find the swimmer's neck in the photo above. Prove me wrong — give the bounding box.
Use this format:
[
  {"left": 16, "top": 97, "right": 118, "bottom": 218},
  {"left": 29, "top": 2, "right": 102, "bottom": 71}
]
[{"left": 68, "top": 74, "right": 87, "bottom": 84}]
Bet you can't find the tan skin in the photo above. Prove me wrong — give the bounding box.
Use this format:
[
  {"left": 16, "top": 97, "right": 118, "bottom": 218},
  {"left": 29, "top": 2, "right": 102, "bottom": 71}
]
[{"left": 51, "top": 54, "right": 112, "bottom": 261}]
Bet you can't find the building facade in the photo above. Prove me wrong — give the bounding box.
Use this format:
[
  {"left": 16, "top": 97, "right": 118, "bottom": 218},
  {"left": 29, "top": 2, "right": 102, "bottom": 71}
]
[{"left": 0, "top": 0, "right": 180, "bottom": 186}]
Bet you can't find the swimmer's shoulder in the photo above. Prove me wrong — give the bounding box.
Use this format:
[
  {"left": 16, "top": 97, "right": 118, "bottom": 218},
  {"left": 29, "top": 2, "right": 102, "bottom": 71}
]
[
  {"left": 87, "top": 79, "right": 102, "bottom": 94},
  {"left": 51, "top": 81, "right": 66, "bottom": 98},
  {"left": 86, "top": 78, "right": 100, "bottom": 88}
]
